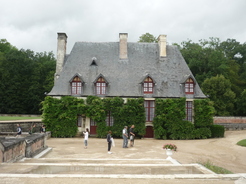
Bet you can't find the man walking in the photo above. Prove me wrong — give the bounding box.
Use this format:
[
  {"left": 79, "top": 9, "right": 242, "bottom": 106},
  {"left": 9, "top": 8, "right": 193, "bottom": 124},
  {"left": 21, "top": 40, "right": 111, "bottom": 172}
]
[
  {"left": 122, "top": 126, "right": 128, "bottom": 148},
  {"left": 129, "top": 125, "right": 135, "bottom": 147}
]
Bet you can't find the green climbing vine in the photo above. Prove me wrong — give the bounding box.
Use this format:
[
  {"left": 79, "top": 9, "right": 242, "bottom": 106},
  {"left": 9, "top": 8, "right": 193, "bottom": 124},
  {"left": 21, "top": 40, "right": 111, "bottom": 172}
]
[{"left": 42, "top": 96, "right": 217, "bottom": 139}]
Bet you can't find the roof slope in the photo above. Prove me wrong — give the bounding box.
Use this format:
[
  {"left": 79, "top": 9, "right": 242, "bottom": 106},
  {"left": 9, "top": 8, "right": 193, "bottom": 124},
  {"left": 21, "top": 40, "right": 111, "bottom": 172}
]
[{"left": 49, "top": 42, "right": 206, "bottom": 98}]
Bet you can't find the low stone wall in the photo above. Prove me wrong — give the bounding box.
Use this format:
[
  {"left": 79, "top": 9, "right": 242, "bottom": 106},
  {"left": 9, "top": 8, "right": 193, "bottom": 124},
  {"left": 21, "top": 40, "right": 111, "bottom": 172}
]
[
  {"left": 0, "top": 133, "right": 48, "bottom": 163},
  {"left": 25, "top": 133, "right": 47, "bottom": 158},
  {"left": 0, "top": 121, "right": 43, "bottom": 133},
  {"left": 0, "top": 114, "right": 41, "bottom": 117},
  {"left": 0, "top": 137, "right": 26, "bottom": 163},
  {"left": 213, "top": 116, "right": 246, "bottom": 130}
]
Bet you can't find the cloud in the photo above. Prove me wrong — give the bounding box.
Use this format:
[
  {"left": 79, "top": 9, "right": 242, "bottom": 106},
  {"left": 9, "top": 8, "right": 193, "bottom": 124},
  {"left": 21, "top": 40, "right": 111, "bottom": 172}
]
[{"left": 1, "top": 0, "right": 245, "bottom": 55}]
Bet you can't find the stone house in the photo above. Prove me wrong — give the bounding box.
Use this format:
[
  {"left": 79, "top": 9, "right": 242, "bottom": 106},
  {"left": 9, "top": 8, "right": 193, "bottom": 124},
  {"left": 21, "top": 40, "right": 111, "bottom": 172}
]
[{"left": 48, "top": 33, "right": 206, "bottom": 137}]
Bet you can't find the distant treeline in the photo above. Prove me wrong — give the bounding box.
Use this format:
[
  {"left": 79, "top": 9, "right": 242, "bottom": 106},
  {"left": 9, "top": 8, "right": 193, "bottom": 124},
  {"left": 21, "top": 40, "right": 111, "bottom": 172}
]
[
  {"left": 0, "top": 39, "right": 56, "bottom": 114},
  {"left": 177, "top": 38, "right": 246, "bottom": 116}
]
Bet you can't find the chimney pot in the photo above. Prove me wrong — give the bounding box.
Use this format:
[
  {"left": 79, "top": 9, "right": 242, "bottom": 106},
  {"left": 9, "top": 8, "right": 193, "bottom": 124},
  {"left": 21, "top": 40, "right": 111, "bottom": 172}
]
[
  {"left": 119, "top": 33, "right": 128, "bottom": 59},
  {"left": 158, "top": 35, "right": 167, "bottom": 57},
  {"left": 56, "top": 33, "right": 67, "bottom": 80}
]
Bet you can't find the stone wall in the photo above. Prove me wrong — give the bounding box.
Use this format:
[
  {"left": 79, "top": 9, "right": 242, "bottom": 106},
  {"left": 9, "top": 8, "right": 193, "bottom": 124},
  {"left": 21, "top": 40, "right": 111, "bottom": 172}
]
[
  {"left": 213, "top": 116, "right": 246, "bottom": 130},
  {"left": 0, "top": 133, "right": 48, "bottom": 163},
  {"left": 0, "top": 121, "right": 43, "bottom": 134},
  {"left": 0, "top": 137, "right": 26, "bottom": 163},
  {"left": 25, "top": 133, "right": 47, "bottom": 158}
]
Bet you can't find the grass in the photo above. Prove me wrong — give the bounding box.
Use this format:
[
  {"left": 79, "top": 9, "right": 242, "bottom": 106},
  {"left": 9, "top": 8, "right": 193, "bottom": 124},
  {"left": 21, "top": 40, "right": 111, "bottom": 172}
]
[
  {"left": 237, "top": 139, "right": 246, "bottom": 147},
  {"left": 0, "top": 116, "right": 41, "bottom": 121},
  {"left": 199, "top": 160, "right": 233, "bottom": 174}
]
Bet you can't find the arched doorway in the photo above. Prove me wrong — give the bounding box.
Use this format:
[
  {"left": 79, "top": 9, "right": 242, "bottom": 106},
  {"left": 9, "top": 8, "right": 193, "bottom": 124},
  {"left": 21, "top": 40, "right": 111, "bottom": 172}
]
[{"left": 144, "top": 126, "right": 154, "bottom": 138}]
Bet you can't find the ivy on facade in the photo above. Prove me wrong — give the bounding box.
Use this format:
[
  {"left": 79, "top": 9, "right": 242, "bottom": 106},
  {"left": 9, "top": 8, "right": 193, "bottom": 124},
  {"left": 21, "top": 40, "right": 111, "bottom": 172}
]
[{"left": 41, "top": 96, "right": 215, "bottom": 139}]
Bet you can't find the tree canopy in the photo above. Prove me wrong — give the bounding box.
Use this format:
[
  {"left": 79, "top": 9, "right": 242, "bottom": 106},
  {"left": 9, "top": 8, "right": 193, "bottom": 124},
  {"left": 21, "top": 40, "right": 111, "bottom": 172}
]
[
  {"left": 178, "top": 38, "right": 246, "bottom": 115},
  {"left": 0, "top": 39, "right": 56, "bottom": 114},
  {"left": 138, "top": 33, "right": 158, "bottom": 43}
]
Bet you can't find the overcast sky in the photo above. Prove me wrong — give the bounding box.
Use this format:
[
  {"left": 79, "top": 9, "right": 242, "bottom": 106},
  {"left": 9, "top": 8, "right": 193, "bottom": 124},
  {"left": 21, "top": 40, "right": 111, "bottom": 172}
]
[{"left": 1, "top": 0, "right": 246, "bottom": 56}]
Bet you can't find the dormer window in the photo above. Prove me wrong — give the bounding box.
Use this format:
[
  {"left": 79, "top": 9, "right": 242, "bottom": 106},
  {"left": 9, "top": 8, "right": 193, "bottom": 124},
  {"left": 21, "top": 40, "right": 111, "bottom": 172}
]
[
  {"left": 71, "top": 76, "right": 82, "bottom": 95},
  {"left": 143, "top": 77, "right": 154, "bottom": 94},
  {"left": 70, "top": 75, "right": 84, "bottom": 95},
  {"left": 185, "top": 78, "right": 194, "bottom": 94},
  {"left": 96, "top": 77, "right": 106, "bottom": 95},
  {"left": 90, "top": 57, "right": 98, "bottom": 66}
]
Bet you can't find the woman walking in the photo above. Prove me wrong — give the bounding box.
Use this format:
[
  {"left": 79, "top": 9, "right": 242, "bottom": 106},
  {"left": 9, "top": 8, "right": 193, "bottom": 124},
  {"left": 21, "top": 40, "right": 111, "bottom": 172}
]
[
  {"left": 83, "top": 128, "right": 89, "bottom": 149},
  {"left": 107, "top": 130, "right": 112, "bottom": 154}
]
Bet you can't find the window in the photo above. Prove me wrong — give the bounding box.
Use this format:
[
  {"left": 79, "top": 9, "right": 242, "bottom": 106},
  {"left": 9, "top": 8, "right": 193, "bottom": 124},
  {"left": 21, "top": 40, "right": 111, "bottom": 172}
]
[
  {"left": 106, "top": 111, "right": 114, "bottom": 126},
  {"left": 77, "top": 116, "right": 82, "bottom": 127},
  {"left": 96, "top": 77, "right": 106, "bottom": 95},
  {"left": 144, "top": 100, "right": 155, "bottom": 122},
  {"left": 71, "top": 76, "right": 82, "bottom": 95},
  {"left": 185, "top": 78, "right": 194, "bottom": 94},
  {"left": 186, "top": 101, "right": 193, "bottom": 122},
  {"left": 90, "top": 119, "right": 97, "bottom": 126},
  {"left": 143, "top": 77, "right": 154, "bottom": 94}
]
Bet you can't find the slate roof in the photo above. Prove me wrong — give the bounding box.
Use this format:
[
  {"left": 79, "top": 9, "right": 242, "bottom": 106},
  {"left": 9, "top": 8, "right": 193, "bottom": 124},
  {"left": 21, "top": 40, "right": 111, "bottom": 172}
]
[{"left": 48, "top": 41, "right": 206, "bottom": 99}]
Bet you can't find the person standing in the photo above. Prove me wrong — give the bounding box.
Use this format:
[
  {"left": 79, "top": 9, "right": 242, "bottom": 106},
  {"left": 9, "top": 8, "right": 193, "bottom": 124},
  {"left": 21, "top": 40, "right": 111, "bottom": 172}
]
[
  {"left": 129, "top": 125, "right": 135, "bottom": 147},
  {"left": 107, "top": 130, "right": 112, "bottom": 154},
  {"left": 29, "top": 124, "right": 36, "bottom": 135},
  {"left": 83, "top": 128, "right": 89, "bottom": 149},
  {"left": 40, "top": 125, "right": 46, "bottom": 133},
  {"left": 122, "top": 126, "right": 128, "bottom": 148},
  {"left": 16, "top": 124, "right": 22, "bottom": 137}
]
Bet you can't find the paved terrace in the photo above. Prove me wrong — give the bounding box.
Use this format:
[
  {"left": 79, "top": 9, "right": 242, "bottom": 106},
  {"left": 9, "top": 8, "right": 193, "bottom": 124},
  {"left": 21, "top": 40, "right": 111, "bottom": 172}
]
[{"left": 0, "top": 131, "right": 246, "bottom": 184}]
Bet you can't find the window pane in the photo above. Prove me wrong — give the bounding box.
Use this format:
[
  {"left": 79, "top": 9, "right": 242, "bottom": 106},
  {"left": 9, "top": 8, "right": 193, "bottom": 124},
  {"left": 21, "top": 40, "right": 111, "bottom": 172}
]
[
  {"left": 150, "top": 108, "right": 154, "bottom": 121},
  {"left": 90, "top": 119, "right": 97, "bottom": 126},
  {"left": 77, "top": 86, "right": 81, "bottom": 94},
  {"left": 186, "top": 101, "right": 192, "bottom": 122},
  {"left": 145, "top": 100, "right": 155, "bottom": 122},
  {"left": 150, "top": 101, "right": 155, "bottom": 107}
]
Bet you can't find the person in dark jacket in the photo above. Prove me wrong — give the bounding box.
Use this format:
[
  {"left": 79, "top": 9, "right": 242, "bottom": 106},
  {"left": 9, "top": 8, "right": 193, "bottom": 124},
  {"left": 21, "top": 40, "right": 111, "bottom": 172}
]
[{"left": 107, "top": 130, "right": 112, "bottom": 154}]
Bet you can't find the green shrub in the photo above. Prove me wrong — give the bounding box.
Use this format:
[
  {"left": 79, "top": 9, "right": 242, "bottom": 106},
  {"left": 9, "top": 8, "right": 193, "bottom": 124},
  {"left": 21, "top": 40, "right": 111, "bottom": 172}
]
[
  {"left": 193, "top": 127, "right": 211, "bottom": 139},
  {"left": 168, "top": 120, "right": 195, "bottom": 140},
  {"left": 194, "top": 99, "right": 215, "bottom": 128},
  {"left": 210, "top": 125, "right": 225, "bottom": 138},
  {"left": 153, "top": 98, "right": 186, "bottom": 139},
  {"left": 41, "top": 96, "right": 85, "bottom": 137},
  {"left": 153, "top": 114, "right": 167, "bottom": 139},
  {"left": 42, "top": 96, "right": 146, "bottom": 138}
]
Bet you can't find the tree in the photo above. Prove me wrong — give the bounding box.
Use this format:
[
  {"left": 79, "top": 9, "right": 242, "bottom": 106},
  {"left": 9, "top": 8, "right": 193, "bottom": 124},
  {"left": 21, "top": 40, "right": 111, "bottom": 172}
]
[
  {"left": 0, "top": 39, "right": 56, "bottom": 114},
  {"left": 236, "top": 89, "right": 246, "bottom": 116},
  {"left": 179, "top": 38, "right": 246, "bottom": 115},
  {"left": 138, "top": 33, "right": 158, "bottom": 43},
  {"left": 201, "top": 75, "right": 236, "bottom": 116}
]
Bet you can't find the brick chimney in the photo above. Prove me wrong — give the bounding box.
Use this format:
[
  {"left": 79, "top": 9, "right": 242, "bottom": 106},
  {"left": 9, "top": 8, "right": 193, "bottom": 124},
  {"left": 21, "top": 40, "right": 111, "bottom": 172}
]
[
  {"left": 119, "top": 33, "right": 128, "bottom": 59},
  {"left": 158, "top": 35, "right": 167, "bottom": 57},
  {"left": 56, "top": 33, "right": 67, "bottom": 80}
]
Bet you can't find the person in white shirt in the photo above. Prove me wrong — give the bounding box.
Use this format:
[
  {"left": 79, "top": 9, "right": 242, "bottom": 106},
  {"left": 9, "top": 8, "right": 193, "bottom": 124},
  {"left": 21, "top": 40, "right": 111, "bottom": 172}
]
[
  {"left": 122, "top": 126, "right": 128, "bottom": 148},
  {"left": 83, "top": 128, "right": 89, "bottom": 149}
]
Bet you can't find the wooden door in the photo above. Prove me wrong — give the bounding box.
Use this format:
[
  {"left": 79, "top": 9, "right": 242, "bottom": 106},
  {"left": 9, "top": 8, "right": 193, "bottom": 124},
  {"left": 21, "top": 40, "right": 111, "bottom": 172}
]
[{"left": 144, "top": 126, "right": 154, "bottom": 138}]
